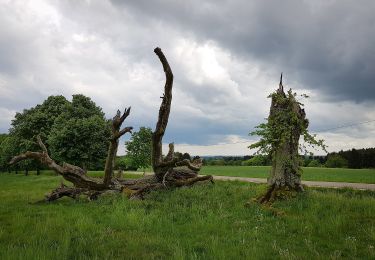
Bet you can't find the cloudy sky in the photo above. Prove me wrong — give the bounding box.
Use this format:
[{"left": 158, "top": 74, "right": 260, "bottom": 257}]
[{"left": 1, "top": 0, "right": 374, "bottom": 156}]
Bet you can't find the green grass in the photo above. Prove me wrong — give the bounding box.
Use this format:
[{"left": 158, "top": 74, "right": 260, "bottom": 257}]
[
  {"left": 18, "top": 166, "right": 375, "bottom": 184},
  {"left": 200, "top": 166, "right": 375, "bottom": 184},
  {"left": 0, "top": 173, "right": 374, "bottom": 259}
]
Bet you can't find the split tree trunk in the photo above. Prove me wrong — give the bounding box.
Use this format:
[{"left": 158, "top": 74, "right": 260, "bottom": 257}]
[
  {"left": 9, "top": 47, "right": 212, "bottom": 202},
  {"left": 258, "top": 75, "right": 307, "bottom": 204}
]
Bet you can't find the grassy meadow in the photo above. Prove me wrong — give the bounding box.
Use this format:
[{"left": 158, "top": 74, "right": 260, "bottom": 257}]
[
  {"left": 148, "top": 166, "right": 375, "bottom": 184},
  {"left": 0, "top": 172, "right": 374, "bottom": 259}
]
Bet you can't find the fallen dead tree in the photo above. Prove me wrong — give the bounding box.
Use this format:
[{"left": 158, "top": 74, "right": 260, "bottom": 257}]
[{"left": 9, "top": 47, "right": 213, "bottom": 201}]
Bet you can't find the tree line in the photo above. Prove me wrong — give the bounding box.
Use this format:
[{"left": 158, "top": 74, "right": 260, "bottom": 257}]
[{"left": 202, "top": 150, "right": 375, "bottom": 169}]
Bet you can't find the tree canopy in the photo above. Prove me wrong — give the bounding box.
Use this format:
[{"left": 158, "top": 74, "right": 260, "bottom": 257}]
[
  {"left": 48, "top": 95, "right": 110, "bottom": 170},
  {"left": 3, "top": 94, "right": 110, "bottom": 171}
]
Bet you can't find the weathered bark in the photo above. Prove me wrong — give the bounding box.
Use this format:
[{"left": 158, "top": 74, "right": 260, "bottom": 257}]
[
  {"left": 116, "top": 169, "right": 124, "bottom": 179},
  {"left": 257, "top": 74, "right": 307, "bottom": 204},
  {"left": 103, "top": 107, "right": 132, "bottom": 186},
  {"left": 9, "top": 136, "right": 108, "bottom": 190},
  {"left": 151, "top": 47, "right": 213, "bottom": 186},
  {"left": 9, "top": 47, "right": 212, "bottom": 202}
]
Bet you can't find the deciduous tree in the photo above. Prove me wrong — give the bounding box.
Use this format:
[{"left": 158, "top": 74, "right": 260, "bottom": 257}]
[{"left": 125, "top": 127, "right": 152, "bottom": 173}]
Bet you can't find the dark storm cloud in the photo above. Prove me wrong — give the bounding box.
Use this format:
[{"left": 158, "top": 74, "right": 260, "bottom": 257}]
[
  {"left": 111, "top": 0, "right": 375, "bottom": 102},
  {"left": 1, "top": 0, "right": 374, "bottom": 154}
]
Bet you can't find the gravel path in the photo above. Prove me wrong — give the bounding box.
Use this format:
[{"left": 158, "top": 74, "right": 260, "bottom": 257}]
[{"left": 210, "top": 175, "right": 375, "bottom": 191}]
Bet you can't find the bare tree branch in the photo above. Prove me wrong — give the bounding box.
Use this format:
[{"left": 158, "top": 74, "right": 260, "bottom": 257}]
[
  {"left": 104, "top": 108, "right": 132, "bottom": 186},
  {"left": 117, "top": 126, "right": 133, "bottom": 139},
  {"left": 119, "top": 107, "right": 131, "bottom": 125}
]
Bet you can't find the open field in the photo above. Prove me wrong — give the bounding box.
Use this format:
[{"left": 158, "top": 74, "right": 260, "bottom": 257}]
[
  {"left": 199, "top": 166, "right": 375, "bottom": 184},
  {"left": 7, "top": 166, "right": 375, "bottom": 184},
  {"left": 0, "top": 173, "right": 374, "bottom": 259},
  {"left": 137, "top": 166, "right": 375, "bottom": 183}
]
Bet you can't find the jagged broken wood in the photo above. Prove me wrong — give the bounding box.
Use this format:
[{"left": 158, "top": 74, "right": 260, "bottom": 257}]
[
  {"left": 256, "top": 74, "right": 307, "bottom": 204},
  {"left": 9, "top": 47, "right": 213, "bottom": 202}
]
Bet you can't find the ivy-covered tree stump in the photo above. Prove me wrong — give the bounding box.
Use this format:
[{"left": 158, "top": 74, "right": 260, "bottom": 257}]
[{"left": 250, "top": 74, "right": 325, "bottom": 204}]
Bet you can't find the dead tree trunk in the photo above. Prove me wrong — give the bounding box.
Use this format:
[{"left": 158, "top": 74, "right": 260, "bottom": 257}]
[
  {"left": 257, "top": 74, "right": 307, "bottom": 204},
  {"left": 9, "top": 47, "right": 212, "bottom": 202},
  {"left": 151, "top": 47, "right": 213, "bottom": 187}
]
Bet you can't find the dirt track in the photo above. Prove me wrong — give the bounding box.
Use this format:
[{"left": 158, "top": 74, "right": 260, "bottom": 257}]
[{"left": 210, "top": 175, "right": 375, "bottom": 191}]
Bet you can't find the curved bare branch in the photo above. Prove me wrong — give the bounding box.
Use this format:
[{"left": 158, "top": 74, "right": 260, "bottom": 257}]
[{"left": 152, "top": 47, "right": 174, "bottom": 167}]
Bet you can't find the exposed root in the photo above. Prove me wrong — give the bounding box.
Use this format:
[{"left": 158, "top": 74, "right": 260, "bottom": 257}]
[
  {"left": 254, "top": 184, "right": 303, "bottom": 204},
  {"left": 45, "top": 183, "right": 86, "bottom": 202},
  {"left": 173, "top": 175, "right": 214, "bottom": 187}
]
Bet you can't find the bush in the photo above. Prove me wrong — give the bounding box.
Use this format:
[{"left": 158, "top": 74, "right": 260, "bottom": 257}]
[
  {"left": 209, "top": 159, "right": 225, "bottom": 166},
  {"left": 325, "top": 154, "right": 348, "bottom": 168},
  {"left": 307, "top": 159, "right": 321, "bottom": 167},
  {"left": 115, "top": 156, "right": 138, "bottom": 171},
  {"left": 241, "top": 155, "right": 268, "bottom": 166}
]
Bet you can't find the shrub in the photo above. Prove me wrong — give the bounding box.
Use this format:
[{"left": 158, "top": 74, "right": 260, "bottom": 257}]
[
  {"left": 307, "top": 159, "right": 321, "bottom": 167},
  {"left": 241, "top": 155, "right": 268, "bottom": 166},
  {"left": 325, "top": 154, "right": 348, "bottom": 168}
]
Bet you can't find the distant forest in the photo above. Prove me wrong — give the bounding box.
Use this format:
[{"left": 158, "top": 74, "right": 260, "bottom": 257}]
[{"left": 203, "top": 148, "right": 375, "bottom": 169}]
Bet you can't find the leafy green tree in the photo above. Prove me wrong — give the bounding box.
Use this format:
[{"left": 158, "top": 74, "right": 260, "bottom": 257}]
[
  {"left": 0, "top": 134, "right": 9, "bottom": 172},
  {"left": 0, "top": 136, "right": 19, "bottom": 173},
  {"left": 115, "top": 155, "right": 137, "bottom": 171},
  {"left": 0, "top": 134, "right": 7, "bottom": 145},
  {"left": 325, "top": 154, "right": 348, "bottom": 168},
  {"left": 8, "top": 94, "right": 109, "bottom": 171},
  {"left": 48, "top": 95, "right": 110, "bottom": 170},
  {"left": 10, "top": 96, "right": 68, "bottom": 142},
  {"left": 125, "top": 127, "right": 152, "bottom": 173},
  {"left": 8, "top": 96, "right": 69, "bottom": 174}
]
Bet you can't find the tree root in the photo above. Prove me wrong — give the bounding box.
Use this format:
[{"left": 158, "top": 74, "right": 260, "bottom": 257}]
[{"left": 253, "top": 184, "right": 304, "bottom": 204}]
